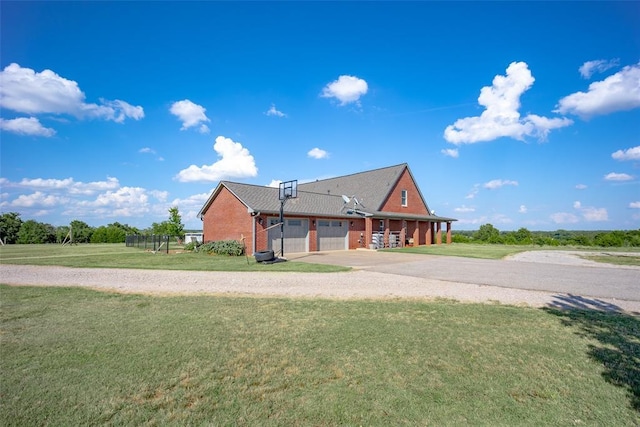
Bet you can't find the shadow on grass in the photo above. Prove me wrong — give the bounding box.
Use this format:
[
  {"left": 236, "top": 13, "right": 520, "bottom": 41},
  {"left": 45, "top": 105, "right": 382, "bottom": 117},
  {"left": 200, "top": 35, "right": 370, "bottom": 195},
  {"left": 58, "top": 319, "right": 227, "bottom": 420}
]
[{"left": 544, "top": 294, "right": 640, "bottom": 412}]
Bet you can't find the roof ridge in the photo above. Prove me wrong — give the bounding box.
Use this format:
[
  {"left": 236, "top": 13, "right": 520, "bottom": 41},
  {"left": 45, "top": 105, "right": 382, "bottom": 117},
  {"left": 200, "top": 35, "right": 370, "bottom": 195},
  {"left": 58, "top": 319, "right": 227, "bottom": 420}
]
[{"left": 298, "top": 163, "right": 407, "bottom": 186}]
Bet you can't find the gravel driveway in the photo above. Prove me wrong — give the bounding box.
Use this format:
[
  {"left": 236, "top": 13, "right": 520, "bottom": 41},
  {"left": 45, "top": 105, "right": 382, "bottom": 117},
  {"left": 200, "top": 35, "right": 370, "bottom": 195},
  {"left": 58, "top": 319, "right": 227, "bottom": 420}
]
[{"left": 1, "top": 250, "right": 638, "bottom": 313}]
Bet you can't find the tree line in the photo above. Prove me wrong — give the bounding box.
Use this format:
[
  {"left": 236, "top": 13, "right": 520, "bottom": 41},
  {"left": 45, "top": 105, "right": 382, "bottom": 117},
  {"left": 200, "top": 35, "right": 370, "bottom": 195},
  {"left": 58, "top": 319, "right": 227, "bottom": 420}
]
[
  {"left": 0, "top": 207, "right": 185, "bottom": 244},
  {"left": 452, "top": 223, "right": 640, "bottom": 247}
]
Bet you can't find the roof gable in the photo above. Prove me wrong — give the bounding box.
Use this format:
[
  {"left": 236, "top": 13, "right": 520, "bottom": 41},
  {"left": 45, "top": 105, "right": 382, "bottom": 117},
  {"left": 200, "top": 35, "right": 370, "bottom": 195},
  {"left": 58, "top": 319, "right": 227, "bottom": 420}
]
[{"left": 298, "top": 163, "right": 408, "bottom": 211}]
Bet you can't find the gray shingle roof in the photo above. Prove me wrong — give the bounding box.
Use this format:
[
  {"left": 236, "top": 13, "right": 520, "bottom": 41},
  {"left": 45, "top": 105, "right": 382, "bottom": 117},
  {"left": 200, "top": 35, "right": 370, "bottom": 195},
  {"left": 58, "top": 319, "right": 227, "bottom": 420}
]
[{"left": 199, "top": 164, "right": 456, "bottom": 222}]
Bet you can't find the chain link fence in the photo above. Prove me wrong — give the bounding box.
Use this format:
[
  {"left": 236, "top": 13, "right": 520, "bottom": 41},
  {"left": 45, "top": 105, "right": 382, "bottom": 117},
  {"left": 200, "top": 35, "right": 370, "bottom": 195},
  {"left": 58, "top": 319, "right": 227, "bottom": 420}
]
[{"left": 125, "top": 234, "right": 174, "bottom": 253}]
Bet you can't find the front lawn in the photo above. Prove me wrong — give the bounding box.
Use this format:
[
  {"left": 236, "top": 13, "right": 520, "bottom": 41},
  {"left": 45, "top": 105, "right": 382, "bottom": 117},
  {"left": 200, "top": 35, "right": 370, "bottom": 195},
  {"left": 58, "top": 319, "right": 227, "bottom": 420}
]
[{"left": 1, "top": 285, "right": 638, "bottom": 425}]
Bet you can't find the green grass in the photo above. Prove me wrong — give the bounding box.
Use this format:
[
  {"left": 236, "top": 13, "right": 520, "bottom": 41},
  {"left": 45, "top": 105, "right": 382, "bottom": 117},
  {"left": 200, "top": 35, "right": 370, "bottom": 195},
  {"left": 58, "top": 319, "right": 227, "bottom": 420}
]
[
  {"left": 0, "top": 244, "right": 348, "bottom": 272},
  {"left": 1, "top": 285, "right": 638, "bottom": 425},
  {"left": 581, "top": 253, "right": 640, "bottom": 266},
  {"left": 382, "top": 243, "right": 531, "bottom": 259}
]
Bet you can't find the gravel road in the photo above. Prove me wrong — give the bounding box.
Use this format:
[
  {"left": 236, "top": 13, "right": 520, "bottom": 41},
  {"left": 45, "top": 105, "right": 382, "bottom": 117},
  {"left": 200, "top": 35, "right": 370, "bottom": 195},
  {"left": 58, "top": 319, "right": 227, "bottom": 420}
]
[{"left": 1, "top": 250, "right": 638, "bottom": 313}]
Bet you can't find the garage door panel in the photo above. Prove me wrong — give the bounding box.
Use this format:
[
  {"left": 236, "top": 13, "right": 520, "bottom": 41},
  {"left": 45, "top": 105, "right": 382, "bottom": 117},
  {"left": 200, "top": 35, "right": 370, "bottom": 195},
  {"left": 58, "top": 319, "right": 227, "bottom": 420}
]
[
  {"left": 268, "top": 218, "right": 308, "bottom": 253},
  {"left": 317, "top": 220, "right": 348, "bottom": 251}
]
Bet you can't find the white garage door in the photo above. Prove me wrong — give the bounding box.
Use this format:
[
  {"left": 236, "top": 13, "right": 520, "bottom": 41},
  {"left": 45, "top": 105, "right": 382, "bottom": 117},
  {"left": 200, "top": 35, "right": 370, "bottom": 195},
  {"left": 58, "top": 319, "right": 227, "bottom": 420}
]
[
  {"left": 317, "top": 220, "right": 348, "bottom": 251},
  {"left": 268, "top": 218, "right": 309, "bottom": 254}
]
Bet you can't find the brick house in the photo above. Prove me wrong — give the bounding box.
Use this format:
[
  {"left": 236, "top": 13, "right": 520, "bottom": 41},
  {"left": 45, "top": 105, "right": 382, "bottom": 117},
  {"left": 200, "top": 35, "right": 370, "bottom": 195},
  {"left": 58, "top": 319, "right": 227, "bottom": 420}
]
[{"left": 197, "top": 163, "right": 456, "bottom": 255}]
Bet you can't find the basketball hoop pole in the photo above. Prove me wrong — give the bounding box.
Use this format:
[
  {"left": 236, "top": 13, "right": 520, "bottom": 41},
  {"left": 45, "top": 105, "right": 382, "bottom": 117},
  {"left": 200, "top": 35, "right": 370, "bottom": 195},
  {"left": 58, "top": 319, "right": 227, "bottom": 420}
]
[
  {"left": 279, "top": 198, "right": 285, "bottom": 257},
  {"left": 278, "top": 180, "right": 297, "bottom": 258}
]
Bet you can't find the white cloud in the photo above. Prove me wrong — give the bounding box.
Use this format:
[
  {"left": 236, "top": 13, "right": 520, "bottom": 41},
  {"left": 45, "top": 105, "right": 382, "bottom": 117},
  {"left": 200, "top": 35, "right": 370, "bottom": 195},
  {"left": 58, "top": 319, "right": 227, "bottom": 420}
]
[
  {"left": 0, "top": 63, "right": 144, "bottom": 123},
  {"left": 0, "top": 117, "right": 56, "bottom": 137},
  {"left": 307, "top": 147, "right": 329, "bottom": 159},
  {"left": 267, "top": 180, "right": 282, "bottom": 188},
  {"left": 91, "top": 186, "right": 148, "bottom": 208},
  {"left": 556, "top": 62, "right": 640, "bottom": 118},
  {"left": 483, "top": 179, "right": 518, "bottom": 190},
  {"left": 139, "top": 147, "right": 164, "bottom": 162},
  {"left": 175, "top": 136, "right": 258, "bottom": 183},
  {"left": 441, "top": 148, "right": 459, "bottom": 158},
  {"left": 612, "top": 145, "right": 640, "bottom": 161},
  {"left": 169, "top": 99, "right": 210, "bottom": 133},
  {"left": 582, "top": 207, "right": 608, "bottom": 221},
  {"left": 444, "top": 62, "right": 572, "bottom": 144},
  {"left": 465, "top": 185, "right": 480, "bottom": 199},
  {"left": 630, "top": 201, "right": 640, "bottom": 209},
  {"left": 5, "top": 176, "right": 120, "bottom": 196},
  {"left": 518, "top": 205, "right": 527, "bottom": 213},
  {"left": 99, "top": 99, "right": 144, "bottom": 123},
  {"left": 265, "top": 104, "right": 287, "bottom": 118},
  {"left": 572, "top": 200, "right": 608, "bottom": 222},
  {"left": 321, "top": 75, "right": 368, "bottom": 106},
  {"left": 9, "top": 191, "right": 65, "bottom": 208},
  {"left": 550, "top": 212, "right": 580, "bottom": 224},
  {"left": 454, "top": 205, "right": 475, "bottom": 213},
  {"left": 575, "top": 184, "right": 588, "bottom": 190},
  {"left": 579, "top": 59, "right": 620, "bottom": 79},
  {"left": 604, "top": 172, "right": 634, "bottom": 181}
]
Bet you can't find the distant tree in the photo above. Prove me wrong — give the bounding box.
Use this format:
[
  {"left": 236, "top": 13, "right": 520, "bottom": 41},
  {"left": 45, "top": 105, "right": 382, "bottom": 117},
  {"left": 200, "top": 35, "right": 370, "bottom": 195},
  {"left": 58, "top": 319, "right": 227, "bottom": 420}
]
[
  {"left": 594, "top": 231, "right": 625, "bottom": 247},
  {"left": 56, "top": 226, "right": 70, "bottom": 243},
  {"left": 451, "top": 233, "right": 471, "bottom": 243},
  {"left": 626, "top": 230, "right": 640, "bottom": 247},
  {"left": 514, "top": 227, "right": 533, "bottom": 244},
  {"left": 69, "top": 220, "right": 94, "bottom": 243},
  {"left": 90, "top": 222, "right": 139, "bottom": 243},
  {"left": 150, "top": 207, "right": 184, "bottom": 241},
  {"left": 166, "top": 207, "right": 184, "bottom": 238},
  {"left": 569, "top": 233, "right": 592, "bottom": 247},
  {"left": 0, "top": 212, "right": 23, "bottom": 244},
  {"left": 473, "top": 223, "right": 501, "bottom": 243},
  {"left": 17, "top": 220, "right": 56, "bottom": 244}
]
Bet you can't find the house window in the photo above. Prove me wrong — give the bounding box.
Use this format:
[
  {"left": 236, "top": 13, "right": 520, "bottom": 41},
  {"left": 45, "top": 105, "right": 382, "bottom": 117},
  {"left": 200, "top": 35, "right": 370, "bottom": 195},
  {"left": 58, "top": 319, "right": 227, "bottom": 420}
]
[{"left": 401, "top": 189, "right": 408, "bottom": 207}]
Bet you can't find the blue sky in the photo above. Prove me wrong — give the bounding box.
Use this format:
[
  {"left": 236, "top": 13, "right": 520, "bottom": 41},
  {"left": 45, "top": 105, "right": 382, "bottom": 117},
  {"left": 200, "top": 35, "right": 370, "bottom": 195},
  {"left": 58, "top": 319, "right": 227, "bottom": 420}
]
[{"left": 1, "top": 1, "right": 639, "bottom": 231}]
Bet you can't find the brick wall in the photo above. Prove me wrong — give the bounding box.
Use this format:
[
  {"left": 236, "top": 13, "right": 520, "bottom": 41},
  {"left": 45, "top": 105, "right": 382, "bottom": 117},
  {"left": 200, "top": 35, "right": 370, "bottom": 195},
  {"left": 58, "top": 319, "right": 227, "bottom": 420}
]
[
  {"left": 202, "top": 187, "right": 254, "bottom": 253},
  {"left": 379, "top": 168, "right": 429, "bottom": 215}
]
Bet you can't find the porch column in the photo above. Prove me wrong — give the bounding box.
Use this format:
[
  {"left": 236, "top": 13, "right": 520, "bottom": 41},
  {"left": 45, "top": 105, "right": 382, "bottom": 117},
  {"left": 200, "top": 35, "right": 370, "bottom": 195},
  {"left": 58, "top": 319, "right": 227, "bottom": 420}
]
[
  {"left": 413, "top": 220, "right": 420, "bottom": 246},
  {"left": 446, "top": 222, "right": 452, "bottom": 244},
  {"left": 383, "top": 219, "right": 390, "bottom": 248},
  {"left": 425, "top": 221, "right": 432, "bottom": 246},
  {"left": 365, "top": 217, "right": 373, "bottom": 248},
  {"left": 436, "top": 222, "right": 442, "bottom": 245},
  {"left": 399, "top": 220, "right": 406, "bottom": 248}
]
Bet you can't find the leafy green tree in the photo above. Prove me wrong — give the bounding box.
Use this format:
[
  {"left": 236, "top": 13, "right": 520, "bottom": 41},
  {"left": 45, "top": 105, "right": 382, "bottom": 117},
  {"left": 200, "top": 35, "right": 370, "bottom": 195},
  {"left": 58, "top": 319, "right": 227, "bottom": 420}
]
[
  {"left": 17, "top": 220, "right": 56, "bottom": 244},
  {"left": 90, "top": 222, "right": 139, "bottom": 243},
  {"left": 473, "top": 223, "right": 501, "bottom": 243},
  {"left": 56, "top": 226, "right": 70, "bottom": 243},
  {"left": 594, "top": 231, "right": 624, "bottom": 247},
  {"left": 69, "top": 220, "right": 94, "bottom": 243},
  {"left": 166, "top": 206, "right": 184, "bottom": 237},
  {"left": 0, "top": 212, "right": 23, "bottom": 244},
  {"left": 150, "top": 207, "right": 184, "bottom": 241},
  {"left": 569, "top": 234, "right": 592, "bottom": 247},
  {"left": 514, "top": 227, "right": 533, "bottom": 245}
]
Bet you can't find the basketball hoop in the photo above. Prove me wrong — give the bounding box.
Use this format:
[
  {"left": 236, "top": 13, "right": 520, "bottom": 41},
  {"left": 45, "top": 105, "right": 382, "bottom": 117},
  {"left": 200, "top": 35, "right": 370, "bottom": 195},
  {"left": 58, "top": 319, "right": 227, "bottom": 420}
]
[{"left": 279, "top": 180, "right": 297, "bottom": 201}]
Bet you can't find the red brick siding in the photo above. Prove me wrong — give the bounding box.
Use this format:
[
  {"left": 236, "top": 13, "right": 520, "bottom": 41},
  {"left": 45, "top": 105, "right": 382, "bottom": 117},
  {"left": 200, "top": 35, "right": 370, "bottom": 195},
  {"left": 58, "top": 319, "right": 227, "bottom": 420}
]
[
  {"left": 348, "top": 218, "right": 366, "bottom": 249},
  {"left": 379, "top": 169, "right": 428, "bottom": 215},
  {"left": 202, "top": 187, "right": 254, "bottom": 252}
]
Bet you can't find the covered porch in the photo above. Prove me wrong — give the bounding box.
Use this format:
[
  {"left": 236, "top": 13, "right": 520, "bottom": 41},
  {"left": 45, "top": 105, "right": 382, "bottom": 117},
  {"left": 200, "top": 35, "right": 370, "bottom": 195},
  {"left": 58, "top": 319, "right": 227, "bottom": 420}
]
[{"left": 363, "top": 216, "right": 454, "bottom": 249}]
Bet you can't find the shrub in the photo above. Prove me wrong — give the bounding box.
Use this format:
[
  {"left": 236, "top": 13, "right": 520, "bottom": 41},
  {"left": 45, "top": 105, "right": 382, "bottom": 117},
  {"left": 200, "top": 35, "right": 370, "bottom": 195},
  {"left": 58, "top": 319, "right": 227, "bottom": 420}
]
[
  {"left": 184, "top": 241, "right": 200, "bottom": 252},
  {"left": 197, "top": 240, "right": 245, "bottom": 256}
]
